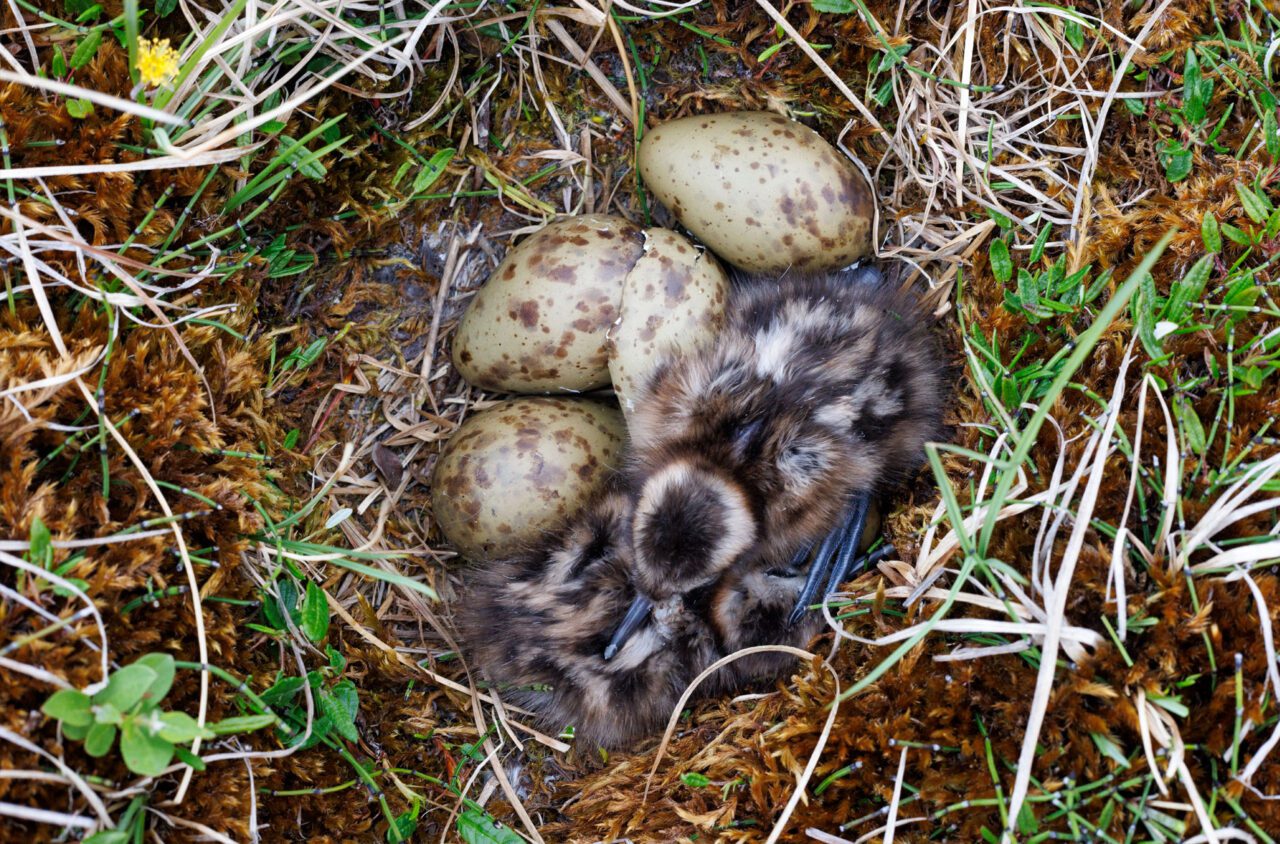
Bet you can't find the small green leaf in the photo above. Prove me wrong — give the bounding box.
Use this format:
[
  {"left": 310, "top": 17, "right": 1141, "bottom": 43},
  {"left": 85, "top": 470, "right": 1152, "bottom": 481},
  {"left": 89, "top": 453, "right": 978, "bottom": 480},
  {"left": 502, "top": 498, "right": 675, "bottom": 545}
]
[
  {"left": 1123, "top": 96, "right": 1145, "bottom": 116},
  {"left": 51, "top": 574, "right": 89, "bottom": 597},
  {"left": 1178, "top": 397, "right": 1205, "bottom": 457},
  {"left": 276, "top": 576, "right": 300, "bottom": 624},
  {"left": 155, "top": 0, "right": 177, "bottom": 14},
  {"left": 988, "top": 239, "right": 1012, "bottom": 285},
  {"left": 1265, "top": 110, "right": 1279, "bottom": 161},
  {"left": 1134, "top": 272, "right": 1161, "bottom": 358},
  {"left": 85, "top": 722, "right": 117, "bottom": 757},
  {"left": 412, "top": 148, "right": 455, "bottom": 193},
  {"left": 156, "top": 711, "right": 214, "bottom": 743},
  {"left": 300, "top": 581, "right": 331, "bottom": 642},
  {"left": 1221, "top": 222, "right": 1252, "bottom": 247},
  {"left": 28, "top": 515, "right": 52, "bottom": 568},
  {"left": 810, "top": 0, "right": 854, "bottom": 11},
  {"left": 1149, "top": 694, "right": 1189, "bottom": 719},
  {"left": 986, "top": 208, "right": 1012, "bottom": 230},
  {"left": 1090, "top": 732, "right": 1130, "bottom": 767},
  {"left": 207, "top": 714, "right": 277, "bottom": 735},
  {"left": 289, "top": 715, "right": 332, "bottom": 750},
  {"left": 327, "top": 645, "right": 346, "bottom": 671},
  {"left": 1029, "top": 223, "right": 1052, "bottom": 264},
  {"left": 73, "top": 3, "right": 102, "bottom": 22},
  {"left": 43, "top": 689, "right": 93, "bottom": 726},
  {"left": 387, "top": 801, "right": 421, "bottom": 843},
  {"left": 173, "top": 744, "right": 207, "bottom": 771},
  {"left": 1236, "top": 183, "right": 1269, "bottom": 224},
  {"left": 279, "top": 135, "right": 327, "bottom": 179},
  {"left": 1016, "top": 268, "right": 1040, "bottom": 321},
  {"left": 135, "top": 653, "right": 176, "bottom": 704},
  {"left": 1225, "top": 281, "right": 1260, "bottom": 323},
  {"left": 94, "top": 664, "right": 158, "bottom": 712},
  {"left": 283, "top": 428, "right": 300, "bottom": 450},
  {"left": 456, "top": 809, "right": 524, "bottom": 844},
  {"left": 871, "top": 78, "right": 893, "bottom": 107},
  {"left": 50, "top": 47, "right": 67, "bottom": 78},
  {"left": 318, "top": 684, "right": 359, "bottom": 743},
  {"left": 1063, "top": 19, "right": 1083, "bottom": 51},
  {"left": 63, "top": 720, "right": 91, "bottom": 740},
  {"left": 85, "top": 832, "right": 129, "bottom": 844},
  {"left": 757, "top": 41, "right": 785, "bottom": 63},
  {"left": 260, "top": 584, "right": 286, "bottom": 630},
  {"left": 1162, "top": 254, "right": 1214, "bottom": 322},
  {"left": 94, "top": 702, "right": 122, "bottom": 724},
  {"left": 680, "top": 772, "right": 711, "bottom": 787},
  {"left": 1182, "top": 49, "right": 1207, "bottom": 126},
  {"left": 1016, "top": 801, "right": 1038, "bottom": 834},
  {"left": 333, "top": 678, "right": 358, "bottom": 713},
  {"left": 1160, "top": 140, "right": 1193, "bottom": 182},
  {"left": 1201, "top": 213, "right": 1221, "bottom": 253},
  {"left": 70, "top": 29, "right": 103, "bottom": 69},
  {"left": 261, "top": 675, "right": 305, "bottom": 707},
  {"left": 120, "top": 720, "right": 175, "bottom": 776}
]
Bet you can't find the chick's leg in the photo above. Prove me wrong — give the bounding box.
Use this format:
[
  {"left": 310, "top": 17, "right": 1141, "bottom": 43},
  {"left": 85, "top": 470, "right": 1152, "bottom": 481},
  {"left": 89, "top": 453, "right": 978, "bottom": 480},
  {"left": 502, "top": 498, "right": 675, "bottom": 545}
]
[{"left": 786, "top": 491, "right": 887, "bottom": 626}]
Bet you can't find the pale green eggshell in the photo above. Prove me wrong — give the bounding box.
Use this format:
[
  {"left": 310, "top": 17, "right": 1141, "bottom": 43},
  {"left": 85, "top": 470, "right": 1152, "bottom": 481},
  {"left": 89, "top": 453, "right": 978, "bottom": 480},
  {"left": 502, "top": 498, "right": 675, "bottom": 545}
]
[
  {"left": 430, "top": 397, "right": 626, "bottom": 561},
  {"left": 452, "top": 214, "right": 644, "bottom": 393},
  {"left": 607, "top": 227, "right": 728, "bottom": 418},
  {"left": 638, "top": 111, "right": 876, "bottom": 273}
]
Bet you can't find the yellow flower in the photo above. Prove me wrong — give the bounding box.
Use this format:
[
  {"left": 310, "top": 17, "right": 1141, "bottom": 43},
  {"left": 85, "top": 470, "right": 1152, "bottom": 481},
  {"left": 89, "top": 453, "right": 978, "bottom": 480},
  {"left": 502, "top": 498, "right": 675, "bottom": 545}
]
[{"left": 136, "top": 38, "right": 180, "bottom": 87}]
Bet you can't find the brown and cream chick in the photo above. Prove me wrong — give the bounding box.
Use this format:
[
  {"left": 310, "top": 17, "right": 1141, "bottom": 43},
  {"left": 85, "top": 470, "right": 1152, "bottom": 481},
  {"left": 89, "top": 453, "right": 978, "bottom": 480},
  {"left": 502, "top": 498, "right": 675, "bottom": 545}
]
[
  {"left": 606, "top": 266, "right": 943, "bottom": 656},
  {"left": 459, "top": 486, "right": 840, "bottom": 747}
]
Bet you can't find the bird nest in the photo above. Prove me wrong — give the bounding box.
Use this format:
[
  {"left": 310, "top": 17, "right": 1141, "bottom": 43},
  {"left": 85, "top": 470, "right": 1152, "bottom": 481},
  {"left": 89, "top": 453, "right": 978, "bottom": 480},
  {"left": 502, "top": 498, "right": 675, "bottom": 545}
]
[{"left": 2, "top": 0, "right": 1279, "bottom": 842}]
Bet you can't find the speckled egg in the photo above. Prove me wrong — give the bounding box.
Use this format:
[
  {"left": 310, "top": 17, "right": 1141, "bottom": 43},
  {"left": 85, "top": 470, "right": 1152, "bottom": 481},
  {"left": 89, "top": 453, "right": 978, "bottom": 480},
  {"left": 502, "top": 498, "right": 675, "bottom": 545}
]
[
  {"left": 608, "top": 228, "right": 728, "bottom": 417},
  {"left": 430, "top": 397, "right": 626, "bottom": 560},
  {"left": 638, "top": 111, "right": 876, "bottom": 273},
  {"left": 452, "top": 215, "right": 644, "bottom": 393}
]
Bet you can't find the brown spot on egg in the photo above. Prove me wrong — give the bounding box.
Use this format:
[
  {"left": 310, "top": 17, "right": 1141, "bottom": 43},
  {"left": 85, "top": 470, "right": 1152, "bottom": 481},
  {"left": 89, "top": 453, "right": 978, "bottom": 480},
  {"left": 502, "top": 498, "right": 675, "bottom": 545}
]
[
  {"left": 513, "top": 300, "right": 539, "bottom": 328},
  {"left": 547, "top": 265, "right": 576, "bottom": 284}
]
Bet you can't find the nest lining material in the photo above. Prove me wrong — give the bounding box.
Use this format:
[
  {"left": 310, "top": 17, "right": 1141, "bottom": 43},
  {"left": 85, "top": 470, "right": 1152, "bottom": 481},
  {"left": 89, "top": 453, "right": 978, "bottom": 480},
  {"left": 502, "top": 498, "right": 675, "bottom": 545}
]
[{"left": 1, "top": 0, "right": 1279, "bottom": 842}]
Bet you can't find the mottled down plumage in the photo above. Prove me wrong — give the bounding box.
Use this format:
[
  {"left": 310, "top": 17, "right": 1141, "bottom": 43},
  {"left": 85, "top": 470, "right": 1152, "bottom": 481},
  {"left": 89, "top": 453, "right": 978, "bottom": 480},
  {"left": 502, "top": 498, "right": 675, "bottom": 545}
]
[
  {"left": 458, "top": 491, "right": 719, "bottom": 747},
  {"left": 458, "top": 490, "right": 827, "bottom": 747},
  {"left": 626, "top": 271, "right": 943, "bottom": 583},
  {"left": 458, "top": 268, "right": 944, "bottom": 748}
]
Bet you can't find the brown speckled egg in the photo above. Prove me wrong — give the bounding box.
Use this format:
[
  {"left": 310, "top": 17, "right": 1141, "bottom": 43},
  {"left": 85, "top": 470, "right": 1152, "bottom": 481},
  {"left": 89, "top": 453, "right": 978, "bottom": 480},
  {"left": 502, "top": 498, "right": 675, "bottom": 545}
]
[
  {"left": 430, "top": 397, "right": 626, "bottom": 560},
  {"left": 608, "top": 228, "right": 728, "bottom": 418},
  {"left": 453, "top": 215, "right": 644, "bottom": 393},
  {"left": 638, "top": 111, "right": 876, "bottom": 273}
]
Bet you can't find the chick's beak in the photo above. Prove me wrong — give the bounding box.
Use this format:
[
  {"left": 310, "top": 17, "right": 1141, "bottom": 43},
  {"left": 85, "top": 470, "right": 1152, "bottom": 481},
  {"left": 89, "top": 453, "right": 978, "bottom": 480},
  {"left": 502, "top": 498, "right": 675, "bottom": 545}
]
[{"left": 602, "top": 595, "right": 654, "bottom": 661}]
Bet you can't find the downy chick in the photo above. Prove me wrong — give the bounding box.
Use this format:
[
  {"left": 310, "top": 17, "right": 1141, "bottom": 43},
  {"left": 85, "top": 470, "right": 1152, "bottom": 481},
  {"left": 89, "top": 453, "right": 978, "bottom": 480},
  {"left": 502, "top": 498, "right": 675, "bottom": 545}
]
[
  {"left": 606, "top": 266, "right": 943, "bottom": 657},
  {"left": 458, "top": 490, "right": 727, "bottom": 748},
  {"left": 460, "top": 488, "right": 847, "bottom": 747}
]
